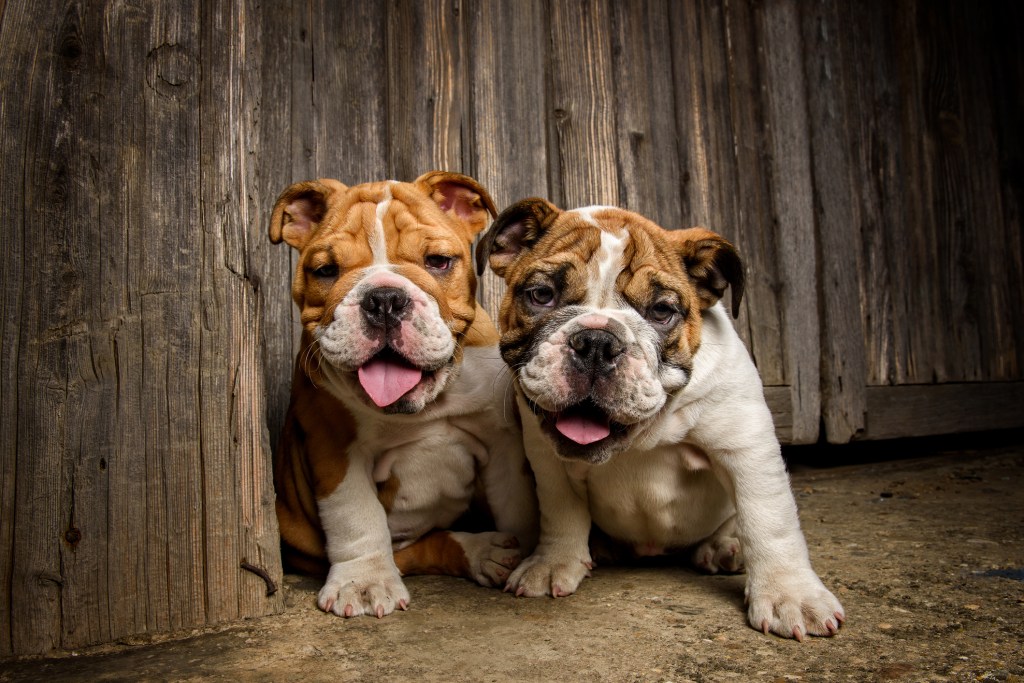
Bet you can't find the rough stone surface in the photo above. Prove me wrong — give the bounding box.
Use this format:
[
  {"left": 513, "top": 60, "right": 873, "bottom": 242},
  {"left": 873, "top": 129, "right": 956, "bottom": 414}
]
[{"left": 2, "top": 439, "right": 1022, "bottom": 682}]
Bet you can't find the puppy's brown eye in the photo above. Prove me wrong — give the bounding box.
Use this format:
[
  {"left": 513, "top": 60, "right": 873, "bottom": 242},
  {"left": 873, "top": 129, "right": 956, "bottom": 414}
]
[
  {"left": 648, "top": 302, "right": 677, "bottom": 324},
  {"left": 312, "top": 264, "right": 338, "bottom": 279},
  {"left": 527, "top": 286, "right": 556, "bottom": 307},
  {"left": 425, "top": 255, "right": 453, "bottom": 272}
]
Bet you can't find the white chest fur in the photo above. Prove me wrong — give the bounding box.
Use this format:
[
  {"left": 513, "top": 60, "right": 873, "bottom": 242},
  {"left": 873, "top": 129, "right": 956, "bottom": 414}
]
[{"left": 347, "top": 346, "right": 519, "bottom": 548}]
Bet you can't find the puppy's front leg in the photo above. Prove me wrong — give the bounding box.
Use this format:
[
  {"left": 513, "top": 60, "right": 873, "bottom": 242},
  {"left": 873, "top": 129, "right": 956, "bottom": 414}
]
[
  {"left": 700, "top": 419, "right": 844, "bottom": 640},
  {"left": 317, "top": 451, "right": 410, "bottom": 618},
  {"left": 505, "top": 408, "right": 593, "bottom": 598}
]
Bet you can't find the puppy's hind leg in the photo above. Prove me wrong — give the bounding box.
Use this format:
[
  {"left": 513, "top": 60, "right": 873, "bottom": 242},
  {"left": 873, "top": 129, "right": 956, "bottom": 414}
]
[
  {"left": 690, "top": 515, "right": 745, "bottom": 575},
  {"left": 394, "top": 530, "right": 523, "bottom": 587}
]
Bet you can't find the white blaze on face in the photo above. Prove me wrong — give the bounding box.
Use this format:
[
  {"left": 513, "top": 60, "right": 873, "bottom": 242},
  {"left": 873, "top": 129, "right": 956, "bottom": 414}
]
[
  {"left": 588, "top": 229, "right": 629, "bottom": 310},
  {"left": 370, "top": 182, "right": 395, "bottom": 266}
]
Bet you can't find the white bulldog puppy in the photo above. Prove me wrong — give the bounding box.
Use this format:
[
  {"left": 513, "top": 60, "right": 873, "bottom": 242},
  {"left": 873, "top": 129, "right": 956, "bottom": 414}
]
[{"left": 477, "top": 198, "right": 844, "bottom": 640}]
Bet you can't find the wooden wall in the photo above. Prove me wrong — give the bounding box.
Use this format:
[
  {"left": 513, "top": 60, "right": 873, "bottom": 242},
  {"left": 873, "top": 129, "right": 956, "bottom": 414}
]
[{"left": 1, "top": 0, "right": 1021, "bottom": 656}]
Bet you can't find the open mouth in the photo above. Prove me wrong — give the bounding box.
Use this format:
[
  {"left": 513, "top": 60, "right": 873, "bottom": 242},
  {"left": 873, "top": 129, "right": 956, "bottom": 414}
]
[
  {"left": 553, "top": 400, "right": 618, "bottom": 445},
  {"left": 357, "top": 348, "right": 426, "bottom": 408}
]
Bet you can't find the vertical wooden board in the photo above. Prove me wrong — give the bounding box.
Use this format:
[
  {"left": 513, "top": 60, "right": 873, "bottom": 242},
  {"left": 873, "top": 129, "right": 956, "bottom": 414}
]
[
  {"left": 465, "top": 0, "right": 550, "bottom": 321},
  {"left": 989, "top": 2, "right": 1024, "bottom": 379},
  {"left": 0, "top": 0, "right": 39, "bottom": 655},
  {"left": 548, "top": 0, "right": 619, "bottom": 207},
  {"left": 840, "top": 2, "right": 904, "bottom": 387},
  {"left": 884, "top": 0, "right": 943, "bottom": 387},
  {"left": 608, "top": 0, "right": 682, "bottom": 230},
  {"left": 948, "top": 0, "right": 1019, "bottom": 382},
  {"left": 100, "top": 0, "right": 160, "bottom": 643},
  {"left": 51, "top": 1, "right": 125, "bottom": 647},
  {"left": 758, "top": 0, "right": 820, "bottom": 443},
  {"left": 196, "top": 0, "right": 246, "bottom": 626},
  {"left": 3, "top": 0, "right": 91, "bottom": 652},
  {"left": 309, "top": 0, "right": 388, "bottom": 182},
  {"left": 719, "top": 0, "right": 785, "bottom": 386},
  {"left": 387, "top": 0, "right": 464, "bottom": 179},
  {"left": 236, "top": 0, "right": 288, "bottom": 618},
  {"left": 801, "top": 0, "right": 867, "bottom": 442},
  {"left": 250, "top": 0, "right": 303, "bottom": 456},
  {"left": 668, "top": 0, "right": 721, "bottom": 235},
  {"left": 907, "top": 0, "right": 985, "bottom": 383},
  {"left": 139, "top": 3, "right": 209, "bottom": 634}
]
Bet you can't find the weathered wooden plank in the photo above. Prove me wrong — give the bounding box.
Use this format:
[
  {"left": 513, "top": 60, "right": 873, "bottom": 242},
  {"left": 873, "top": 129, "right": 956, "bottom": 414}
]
[
  {"left": 548, "top": 0, "right": 619, "bottom": 208},
  {"left": 608, "top": 0, "right": 682, "bottom": 230},
  {"left": 841, "top": 1, "right": 905, "bottom": 387},
  {"left": 4, "top": 0, "right": 100, "bottom": 652},
  {"left": 387, "top": 0, "right": 464, "bottom": 179},
  {"left": 860, "top": 383, "right": 1024, "bottom": 441},
  {"left": 198, "top": 0, "right": 284, "bottom": 626},
  {"left": 249, "top": 0, "right": 301, "bottom": 456},
  {"left": 101, "top": 0, "right": 161, "bottom": 644},
  {"left": 801, "top": 0, "right": 867, "bottom": 443},
  {"left": 948, "top": 0, "right": 1018, "bottom": 383},
  {"left": 465, "top": 0, "right": 550, "bottom": 321},
  {"left": 718, "top": 0, "right": 785, "bottom": 386},
  {"left": 758, "top": 0, "right": 820, "bottom": 443},
  {"left": 668, "top": 0, "right": 716, "bottom": 230},
  {"left": 309, "top": 0, "right": 389, "bottom": 182},
  {"left": 0, "top": 0, "right": 51, "bottom": 655},
  {"left": 988, "top": 2, "right": 1024, "bottom": 380}
]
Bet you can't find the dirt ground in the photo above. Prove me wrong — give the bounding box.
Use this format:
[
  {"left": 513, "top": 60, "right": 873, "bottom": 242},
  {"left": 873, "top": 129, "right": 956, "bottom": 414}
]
[{"left": 2, "top": 435, "right": 1023, "bottom": 682}]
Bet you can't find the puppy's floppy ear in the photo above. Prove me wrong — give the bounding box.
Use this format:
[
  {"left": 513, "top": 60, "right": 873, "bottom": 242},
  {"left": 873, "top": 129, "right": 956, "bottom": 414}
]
[
  {"left": 269, "top": 179, "right": 347, "bottom": 250},
  {"left": 476, "top": 198, "right": 560, "bottom": 277},
  {"left": 671, "top": 228, "right": 745, "bottom": 318},
  {"left": 414, "top": 170, "right": 497, "bottom": 239}
]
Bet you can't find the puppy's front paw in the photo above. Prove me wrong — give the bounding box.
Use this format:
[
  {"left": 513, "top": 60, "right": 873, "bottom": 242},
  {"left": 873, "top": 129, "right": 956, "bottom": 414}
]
[
  {"left": 318, "top": 555, "right": 411, "bottom": 618},
  {"left": 453, "top": 531, "right": 523, "bottom": 587},
  {"left": 746, "top": 570, "right": 845, "bottom": 640},
  {"left": 505, "top": 550, "right": 591, "bottom": 598}
]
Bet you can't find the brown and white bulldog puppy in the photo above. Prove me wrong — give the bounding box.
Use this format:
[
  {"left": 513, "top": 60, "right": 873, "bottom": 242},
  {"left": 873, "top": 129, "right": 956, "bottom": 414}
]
[
  {"left": 270, "top": 171, "right": 537, "bottom": 619},
  {"left": 476, "top": 198, "right": 845, "bottom": 640}
]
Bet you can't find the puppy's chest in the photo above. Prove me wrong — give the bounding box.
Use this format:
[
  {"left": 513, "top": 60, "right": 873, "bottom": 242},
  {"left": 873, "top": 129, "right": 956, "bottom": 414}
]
[
  {"left": 576, "top": 446, "right": 733, "bottom": 549},
  {"left": 358, "top": 419, "right": 481, "bottom": 542}
]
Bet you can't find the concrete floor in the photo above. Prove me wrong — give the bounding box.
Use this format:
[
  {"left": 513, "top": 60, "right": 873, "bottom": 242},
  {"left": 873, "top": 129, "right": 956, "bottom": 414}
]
[{"left": 2, "top": 435, "right": 1023, "bottom": 682}]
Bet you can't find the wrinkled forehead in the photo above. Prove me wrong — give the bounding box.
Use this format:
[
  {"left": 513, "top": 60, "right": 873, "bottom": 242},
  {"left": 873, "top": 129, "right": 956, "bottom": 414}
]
[
  {"left": 306, "top": 179, "right": 465, "bottom": 255},
  {"left": 533, "top": 206, "right": 687, "bottom": 282}
]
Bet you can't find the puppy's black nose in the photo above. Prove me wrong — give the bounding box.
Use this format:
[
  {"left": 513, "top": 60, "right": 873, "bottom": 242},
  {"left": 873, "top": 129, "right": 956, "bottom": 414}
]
[
  {"left": 568, "top": 328, "right": 625, "bottom": 374},
  {"left": 361, "top": 287, "right": 411, "bottom": 328}
]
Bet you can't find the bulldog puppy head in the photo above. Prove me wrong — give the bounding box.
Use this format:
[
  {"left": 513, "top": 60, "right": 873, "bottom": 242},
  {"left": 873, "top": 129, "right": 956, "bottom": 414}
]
[
  {"left": 477, "top": 199, "right": 743, "bottom": 463},
  {"left": 270, "top": 171, "right": 496, "bottom": 414}
]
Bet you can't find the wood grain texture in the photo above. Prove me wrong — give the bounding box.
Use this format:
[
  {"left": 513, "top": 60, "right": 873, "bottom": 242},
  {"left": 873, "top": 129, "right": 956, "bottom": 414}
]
[
  {"left": 387, "top": 0, "right": 465, "bottom": 180},
  {"left": 608, "top": 0, "right": 682, "bottom": 230},
  {"left": 465, "top": 0, "right": 550, "bottom": 322},
  {"left": 548, "top": 0, "right": 619, "bottom": 208},
  {"left": 801, "top": 0, "right": 868, "bottom": 443},
  {"left": 759, "top": 0, "right": 820, "bottom": 444},
  {"left": 0, "top": 0, "right": 282, "bottom": 655}
]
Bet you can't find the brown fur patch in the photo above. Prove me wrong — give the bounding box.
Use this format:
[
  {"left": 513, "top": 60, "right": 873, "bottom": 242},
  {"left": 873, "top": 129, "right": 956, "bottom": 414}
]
[{"left": 392, "top": 530, "right": 471, "bottom": 578}]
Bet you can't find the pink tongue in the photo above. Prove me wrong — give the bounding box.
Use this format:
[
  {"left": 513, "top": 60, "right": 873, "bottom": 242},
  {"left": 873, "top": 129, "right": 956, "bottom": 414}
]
[
  {"left": 555, "top": 412, "right": 611, "bottom": 445},
  {"left": 357, "top": 357, "right": 423, "bottom": 407}
]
